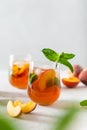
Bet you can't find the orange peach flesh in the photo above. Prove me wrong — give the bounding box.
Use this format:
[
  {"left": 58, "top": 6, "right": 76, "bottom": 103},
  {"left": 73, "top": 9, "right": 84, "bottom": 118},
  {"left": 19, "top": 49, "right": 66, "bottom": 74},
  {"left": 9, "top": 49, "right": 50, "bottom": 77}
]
[{"left": 62, "top": 77, "right": 80, "bottom": 87}]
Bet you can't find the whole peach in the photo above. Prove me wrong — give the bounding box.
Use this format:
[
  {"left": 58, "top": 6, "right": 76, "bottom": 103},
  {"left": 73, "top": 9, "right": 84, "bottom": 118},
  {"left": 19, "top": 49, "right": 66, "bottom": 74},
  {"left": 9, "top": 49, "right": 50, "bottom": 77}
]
[
  {"left": 72, "top": 64, "right": 83, "bottom": 77},
  {"left": 79, "top": 68, "right": 87, "bottom": 85}
]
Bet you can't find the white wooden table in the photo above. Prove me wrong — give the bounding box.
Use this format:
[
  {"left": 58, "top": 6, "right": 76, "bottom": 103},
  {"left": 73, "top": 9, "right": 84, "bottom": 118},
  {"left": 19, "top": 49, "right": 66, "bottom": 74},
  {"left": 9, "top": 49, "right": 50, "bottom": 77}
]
[{"left": 0, "top": 70, "right": 87, "bottom": 130}]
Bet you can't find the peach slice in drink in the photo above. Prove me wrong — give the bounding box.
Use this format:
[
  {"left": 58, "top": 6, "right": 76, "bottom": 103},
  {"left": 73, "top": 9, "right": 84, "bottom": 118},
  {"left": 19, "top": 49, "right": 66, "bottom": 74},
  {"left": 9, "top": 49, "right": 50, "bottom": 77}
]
[
  {"left": 12, "top": 62, "right": 29, "bottom": 76},
  {"left": 9, "top": 62, "right": 29, "bottom": 89},
  {"left": 12, "top": 65, "right": 19, "bottom": 76},
  {"left": 38, "top": 69, "right": 56, "bottom": 91},
  {"left": 18, "top": 63, "right": 29, "bottom": 75},
  {"left": 28, "top": 68, "right": 61, "bottom": 105}
]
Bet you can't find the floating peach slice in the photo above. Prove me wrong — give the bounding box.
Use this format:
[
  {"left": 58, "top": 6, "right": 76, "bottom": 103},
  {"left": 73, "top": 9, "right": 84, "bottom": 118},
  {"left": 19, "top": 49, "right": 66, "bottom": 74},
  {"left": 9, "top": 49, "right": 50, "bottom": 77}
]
[
  {"left": 7, "top": 100, "right": 21, "bottom": 117},
  {"left": 12, "top": 63, "right": 29, "bottom": 76},
  {"left": 12, "top": 65, "right": 19, "bottom": 76},
  {"left": 18, "top": 63, "right": 29, "bottom": 75},
  {"left": 62, "top": 76, "right": 80, "bottom": 88},
  {"left": 38, "top": 69, "right": 56, "bottom": 91}
]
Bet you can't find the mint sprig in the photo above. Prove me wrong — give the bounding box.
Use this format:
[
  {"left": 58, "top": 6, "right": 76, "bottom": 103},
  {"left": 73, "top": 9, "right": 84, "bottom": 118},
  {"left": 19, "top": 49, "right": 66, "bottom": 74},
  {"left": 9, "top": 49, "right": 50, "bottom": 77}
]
[
  {"left": 42, "top": 48, "right": 75, "bottom": 72},
  {"left": 80, "top": 100, "right": 87, "bottom": 106}
]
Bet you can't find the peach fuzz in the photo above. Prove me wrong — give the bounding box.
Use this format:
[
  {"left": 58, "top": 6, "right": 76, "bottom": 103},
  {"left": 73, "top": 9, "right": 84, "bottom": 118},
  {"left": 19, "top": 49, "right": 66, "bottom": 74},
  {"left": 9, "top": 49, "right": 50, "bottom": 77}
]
[
  {"left": 72, "top": 64, "right": 83, "bottom": 77},
  {"left": 79, "top": 68, "right": 87, "bottom": 85}
]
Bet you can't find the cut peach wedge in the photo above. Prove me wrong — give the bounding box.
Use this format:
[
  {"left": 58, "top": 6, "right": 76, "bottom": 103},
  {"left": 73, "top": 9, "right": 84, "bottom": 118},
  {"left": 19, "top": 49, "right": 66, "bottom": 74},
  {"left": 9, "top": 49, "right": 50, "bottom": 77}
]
[
  {"left": 12, "top": 63, "right": 29, "bottom": 76},
  {"left": 18, "top": 63, "right": 29, "bottom": 75},
  {"left": 12, "top": 65, "right": 19, "bottom": 76},
  {"left": 7, "top": 100, "right": 21, "bottom": 117},
  {"left": 38, "top": 69, "right": 56, "bottom": 91},
  {"left": 14, "top": 100, "right": 23, "bottom": 107},
  {"left": 62, "top": 76, "right": 80, "bottom": 88},
  {"left": 14, "top": 100, "right": 37, "bottom": 114},
  {"left": 7, "top": 100, "right": 37, "bottom": 117},
  {"left": 21, "top": 101, "right": 37, "bottom": 114}
]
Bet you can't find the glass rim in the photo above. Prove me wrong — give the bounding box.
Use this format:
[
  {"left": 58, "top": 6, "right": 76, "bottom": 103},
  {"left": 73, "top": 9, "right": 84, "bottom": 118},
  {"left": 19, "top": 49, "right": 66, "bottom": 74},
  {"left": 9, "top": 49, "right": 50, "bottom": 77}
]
[{"left": 31, "top": 60, "right": 60, "bottom": 70}]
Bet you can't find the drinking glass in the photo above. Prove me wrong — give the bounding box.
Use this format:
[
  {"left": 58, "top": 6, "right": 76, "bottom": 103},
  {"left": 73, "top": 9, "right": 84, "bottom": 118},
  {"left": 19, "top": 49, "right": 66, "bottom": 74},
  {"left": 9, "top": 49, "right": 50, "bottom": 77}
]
[
  {"left": 27, "top": 61, "right": 61, "bottom": 105},
  {"left": 8, "top": 54, "right": 31, "bottom": 89}
]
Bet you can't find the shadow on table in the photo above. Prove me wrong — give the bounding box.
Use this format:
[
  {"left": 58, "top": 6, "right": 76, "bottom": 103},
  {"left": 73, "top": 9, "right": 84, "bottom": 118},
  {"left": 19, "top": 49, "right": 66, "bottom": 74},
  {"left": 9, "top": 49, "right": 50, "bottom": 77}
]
[
  {"left": 19, "top": 111, "right": 59, "bottom": 124},
  {"left": 0, "top": 91, "right": 29, "bottom": 105},
  {"left": 50, "top": 99, "right": 80, "bottom": 110},
  {"left": 50, "top": 85, "right": 87, "bottom": 109},
  {"left": 18, "top": 99, "right": 80, "bottom": 124},
  {"left": 0, "top": 87, "right": 85, "bottom": 125},
  {"left": 61, "top": 84, "right": 87, "bottom": 89}
]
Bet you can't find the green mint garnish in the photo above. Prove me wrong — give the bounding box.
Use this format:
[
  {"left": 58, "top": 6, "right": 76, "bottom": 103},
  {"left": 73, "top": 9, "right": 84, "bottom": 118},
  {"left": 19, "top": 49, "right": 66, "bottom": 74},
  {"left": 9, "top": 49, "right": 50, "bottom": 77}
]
[
  {"left": 80, "top": 100, "right": 87, "bottom": 106},
  {"left": 60, "top": 52, "right": 75, "bottom": 59},
  {"left": 42, "top": 48, "right": 75, "bottom": 72},
  {"left": 30, "top": 73, "right": 38, "bottom": 83},
  {"left": 41, "top": 48, "right": 59, "bottom": 62}
]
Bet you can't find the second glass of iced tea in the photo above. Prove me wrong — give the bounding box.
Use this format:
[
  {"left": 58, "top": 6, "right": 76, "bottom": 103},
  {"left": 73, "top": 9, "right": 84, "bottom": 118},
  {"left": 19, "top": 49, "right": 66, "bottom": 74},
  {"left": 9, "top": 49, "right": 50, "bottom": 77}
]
[
  {"left": 27, "top": 61, "right": 61, "bottom": 105},
  {"left": 9, "top": 54, "right": 31, "bottom": 89}
]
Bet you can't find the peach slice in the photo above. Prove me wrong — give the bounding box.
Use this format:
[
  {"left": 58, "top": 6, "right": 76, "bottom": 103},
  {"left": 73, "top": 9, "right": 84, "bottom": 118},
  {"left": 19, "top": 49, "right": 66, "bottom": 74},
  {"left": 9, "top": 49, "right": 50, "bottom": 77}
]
[
  {"left": 21, "top": 101, "right": 37, "bottom": 113},
  {"left": 18, "top": 63, "right": 29, "bottom": 75},
  {"left": 14, "top": 100, "right": 37, "bottom": 114},
  {"left": 38, "top": 69, "right": 56, "bottom": 91},
  {"left": 12, "top": 65, "right": 19, "bottom": 76},
  {"left": 12, "top": 63, "right": 29, "bottom": 76},
  {"left": 14, "top": 100, "right": 23, "bottom": 107},
  {"left": 7, "top": 100, "right": 21, "bottom": 117},
  {"left": 62, "top": 76, "right": 80, "bottom": 88}
]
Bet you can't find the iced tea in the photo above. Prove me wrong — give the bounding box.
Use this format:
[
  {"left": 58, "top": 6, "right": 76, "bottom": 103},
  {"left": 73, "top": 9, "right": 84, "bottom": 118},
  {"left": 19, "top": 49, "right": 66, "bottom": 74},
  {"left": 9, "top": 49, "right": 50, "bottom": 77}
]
[
  {"left": 28, "top": 63, "right": 61, "bottom": 105},
  {"left": 9, "top": 54, "right": 31, "bottom": 89}
]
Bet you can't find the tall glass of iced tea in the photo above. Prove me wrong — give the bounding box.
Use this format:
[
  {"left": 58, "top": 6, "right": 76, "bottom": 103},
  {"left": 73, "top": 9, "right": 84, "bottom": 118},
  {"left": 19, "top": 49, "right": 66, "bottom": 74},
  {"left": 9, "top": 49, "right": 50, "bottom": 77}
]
[
  {"left": 9, "top": 54, "right": 31, "bottom": 89},
  {"left": 27, "top": 61, "right": 61, "bottom": 105}
]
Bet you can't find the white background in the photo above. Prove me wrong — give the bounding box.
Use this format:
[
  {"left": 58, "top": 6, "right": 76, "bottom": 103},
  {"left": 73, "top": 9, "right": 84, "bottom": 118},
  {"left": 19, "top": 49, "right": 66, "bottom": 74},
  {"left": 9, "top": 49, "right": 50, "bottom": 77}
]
[{"left": 0, "top": 0, "right": 87, "bottom": 69}]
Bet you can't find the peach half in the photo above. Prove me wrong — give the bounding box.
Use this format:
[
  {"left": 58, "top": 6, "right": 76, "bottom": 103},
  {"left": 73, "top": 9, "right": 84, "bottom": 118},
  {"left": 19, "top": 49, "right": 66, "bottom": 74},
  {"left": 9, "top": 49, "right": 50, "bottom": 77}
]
[{"left": 62, "top": 76, "right": 80, "bottom": 88}]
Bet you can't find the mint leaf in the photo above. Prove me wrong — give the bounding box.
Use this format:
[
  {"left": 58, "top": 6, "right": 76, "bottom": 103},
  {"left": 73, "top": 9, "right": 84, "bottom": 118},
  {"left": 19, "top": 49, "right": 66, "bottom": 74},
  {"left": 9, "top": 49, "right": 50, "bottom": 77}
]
[
  {"left": 42, "top": 48, "right": 59, "bottom": 62},
  {"left": 60, "top": 52, "right": 75, "bottom": 60},
  {"left": 30, "top": 73, "right": 38, "bottom": 83},
  {"left": 80, "top": 100, "right": 87, "bottom": 106},
  {"left": 59, "top": 57, "right": 73, "bottom": 72},
  {"left": 42, "top": 48, "right": 75, "bottom": 72}
]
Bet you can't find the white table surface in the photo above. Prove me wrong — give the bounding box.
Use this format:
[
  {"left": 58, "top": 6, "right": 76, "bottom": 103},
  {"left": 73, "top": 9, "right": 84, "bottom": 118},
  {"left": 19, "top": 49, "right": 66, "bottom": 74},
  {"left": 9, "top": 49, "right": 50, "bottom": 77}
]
[{"left": 0, "top": 70, "right": 87, "bottom": 130}]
